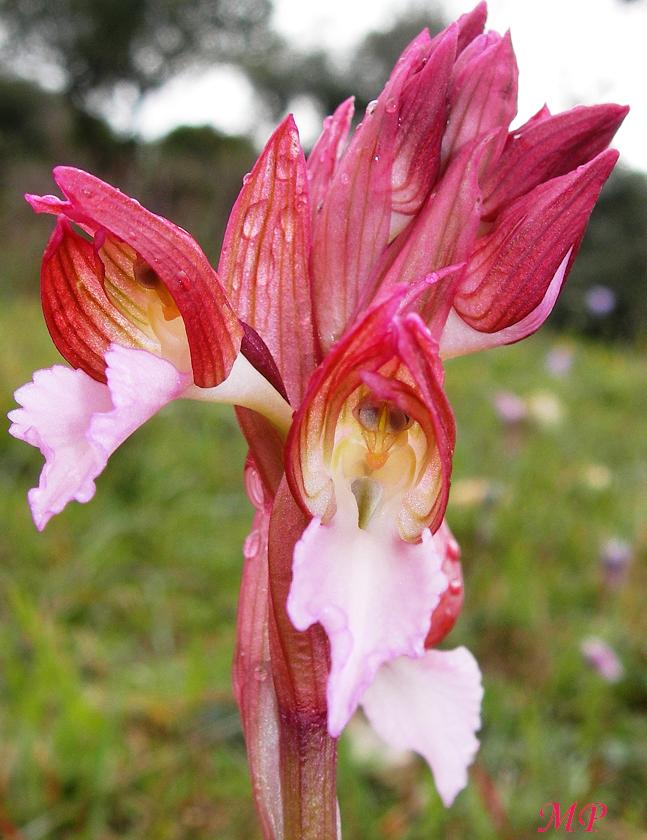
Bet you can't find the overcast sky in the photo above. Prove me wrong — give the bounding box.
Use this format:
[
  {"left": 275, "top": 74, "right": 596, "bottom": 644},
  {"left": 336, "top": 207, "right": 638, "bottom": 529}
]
[{"left": 134, "top": 0, "right": 645, "bottom": 172}]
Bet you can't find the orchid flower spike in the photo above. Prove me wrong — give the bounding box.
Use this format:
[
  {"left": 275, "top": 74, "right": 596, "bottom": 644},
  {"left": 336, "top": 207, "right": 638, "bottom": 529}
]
[
  {"left": 282, "top": 282, "right": 481, "bottom": 804},
  {"left": 10, "top": 167, "right": 292, "bottom": 530},
  {"left": 9, "top": 0, "right": 628, "bottom": 831}
]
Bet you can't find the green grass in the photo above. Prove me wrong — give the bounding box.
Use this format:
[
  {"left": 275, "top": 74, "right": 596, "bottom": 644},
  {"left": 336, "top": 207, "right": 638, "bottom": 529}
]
[{"left": 1, "top": 298, "right": 646, "bottom": 839}]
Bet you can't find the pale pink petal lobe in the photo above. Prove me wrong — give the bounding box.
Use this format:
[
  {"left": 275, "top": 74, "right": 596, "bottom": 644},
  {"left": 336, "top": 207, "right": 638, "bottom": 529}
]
[
  {"left": 89, "top": 345, "right": 191, "bottom": 455},
  {"left": 9, "top": 346, "right": 190, "bottom": 530},
  {"left": 361, "top": 647, "right": 483, "bottom": 806},
  {"left": 287, "top": 486, "right": 447, "bottom": 737},
  {"left": 9, "top": 366, "right": 113, "bottom": 530}
]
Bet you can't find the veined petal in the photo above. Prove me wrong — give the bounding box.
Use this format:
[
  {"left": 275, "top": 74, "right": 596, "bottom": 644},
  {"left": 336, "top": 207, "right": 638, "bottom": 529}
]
[
  {"left": 9, "top": 346, "right": 190, "bottom": 529},
  {"left": 391, "top": 315, "right": 455, "bottom": 536},
  {"left": 361, "top": 647, "right": 483, "bottom": 806},
  {"left": 440, "top": 249, "right": 570, "bottom": 357},
  {"left": 389, "top": 24, "right": 457, "bottom": 239},
  {"left": 451, "top": 149, "right": 619, "bottom": 339},
  {"left": 286, "top": 285, "right": 455, "bottom": 539},
  {"left": 218, "top": 117, "right": 317, "bottom": 404},
  {"left": 39, "top": 218, "right": 159, "bottom": 383},
  {"left": 287, "top": 486, "right": 447, "bottom": 736},
  {"left": 286, "top": 291, "right": 404, "bottom": 522},
  {"left": 454, "top": 2, "right": 487, "bottom": 53},
  {"left": 310, "top": 37, "right": 416, "bottom": 350},
  {"left": 369, "top": 136, "right": 487, "bottom": 323},
  {"left": 442, "top": 31, "right": 518, "bottom": 170},
  {"left": 307, "top": 97, "right": 354, "bottom": 227},
  {"left": 482, "top": 103, "right": 628, "bottom": 217},
  {"left": 28, "top": 167, "right": 242, "bottom": 387}
]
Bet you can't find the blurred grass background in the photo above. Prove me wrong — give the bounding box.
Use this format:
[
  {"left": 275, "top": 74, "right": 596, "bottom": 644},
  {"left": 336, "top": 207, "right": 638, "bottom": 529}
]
[{"left": 2, "top": 0, "right": 647, "bottom": 836}]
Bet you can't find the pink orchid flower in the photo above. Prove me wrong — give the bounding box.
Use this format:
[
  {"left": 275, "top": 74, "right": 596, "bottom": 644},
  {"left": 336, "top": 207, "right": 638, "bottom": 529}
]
[
  {"left": 10, "top": 168, "right": 292, "bottom": 530},
  {"left": 10, "top": 3, "right": 626, "bottom": 836}
]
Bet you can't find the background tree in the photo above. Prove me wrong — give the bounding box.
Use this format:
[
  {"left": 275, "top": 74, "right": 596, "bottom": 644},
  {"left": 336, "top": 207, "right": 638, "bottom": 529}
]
[{"left": 0, "top": 0, "right": 272, "bottom": 108}]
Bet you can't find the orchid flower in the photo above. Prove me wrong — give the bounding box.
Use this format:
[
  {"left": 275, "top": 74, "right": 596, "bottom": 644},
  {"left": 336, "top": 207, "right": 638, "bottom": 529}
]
[
  {"left": 9, "top": 167, "right": 292, "bottom": 530},
  {"left": 9, "top": 3, "right": 626, "bottom": 837}
]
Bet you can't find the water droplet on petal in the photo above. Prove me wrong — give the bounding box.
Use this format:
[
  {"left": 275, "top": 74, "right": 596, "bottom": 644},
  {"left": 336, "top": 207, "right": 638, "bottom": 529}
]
[
  {"left": 276, "top": 131, "right": 301, "bottom": 179},
  {"left": 449, "top": 579, "right": 462, "bottom": 595},
  {"left": 385, "top": 97, "right": 398, "bottom": 114},
  {"left": 366, "top": 99, "right": 378, "bottom": 115},
  {"left": 242, "top": 172, "right": 252, "bottom": 185},
  {"left": 340, "top": 172, "right": 350, "bottom": 186},
  {"left": 253, "top": 664, "right": 268, "bottom": 682},
  {"left": 244, "top": 463, "right": 265, "bottom": 508},
  {"left": 244, "top": 529, "right": 262, "bottom": 559},
  {"left": 242, "top": 200, "right": 268, "bottom": 238},
  {"left": 275, "top": 156, "right": 291, "bottom": 180},
  {"left": 280, "top": 207, "right": 295, "bottom": 242}
]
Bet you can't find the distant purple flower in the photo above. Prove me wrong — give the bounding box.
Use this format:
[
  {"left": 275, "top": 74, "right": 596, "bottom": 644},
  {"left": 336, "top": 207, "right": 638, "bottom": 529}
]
[
  {"left": 545, "top": 345, "right": 574, "bottom": 377},
  {"left": 581, "top": 637, "right": 624, "bottom": 682},
  {"left": 585, "top": 285, "right": 616, "bottom": 316},
  {"left": 600, "top": 537, "right": 633, "bottom": 587},
  {"left": 492, "top": 391, "right": 527, "bottom": 424}
]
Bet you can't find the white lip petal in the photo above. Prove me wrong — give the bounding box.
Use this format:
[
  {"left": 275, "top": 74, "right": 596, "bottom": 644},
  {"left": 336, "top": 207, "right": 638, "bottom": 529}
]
[
  {"left": 287, "top": 482, "right": 447, "bottom": 736},
  {"left": 361, "top": 647, "right": 483, "bottom": 806}
]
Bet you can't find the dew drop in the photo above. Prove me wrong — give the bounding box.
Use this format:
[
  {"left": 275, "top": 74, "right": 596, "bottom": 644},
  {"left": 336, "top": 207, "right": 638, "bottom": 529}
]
[
  {"left": 242, "top": 172, "right": 252, "bottom": 185},
  {"left": 280, "top": 130, "right": 300, "bottom": 158},
  {"left": 244, "top": 463, "right": 265, "bottom": 508},
  {"left": 366, "top": 99, "right": 378, "bottom": 115},
  {"left": 276, "top": 132, "right": 301, "bottom": 179},
  {"left": 275, "top": 156, "right": 291, "bottom": 180},
  {"left": 449, "top": 579, "right": 463, "bottom": 595},
  {"left": 242, "top": 200, "right": 268, "bottom": 238},
  {"left": 340, "top": 172, "right": 350, "bottom": 186},
  {"left": 244, "top": 529, "right": 262, "bottom": 559},
  {"left": 279, "top": 207, "right": 295, "bottom": 242},
  {"left": 385, "top": 97, "right": 398, "bottom": 114},
  {"left": 253, "top": 664, "right": 268, "bottom": 682},
  {"left": 373, "top": 154, "right": 380, "bottom": 163}
]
